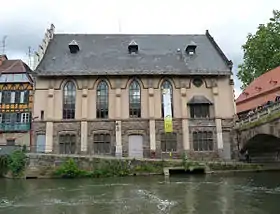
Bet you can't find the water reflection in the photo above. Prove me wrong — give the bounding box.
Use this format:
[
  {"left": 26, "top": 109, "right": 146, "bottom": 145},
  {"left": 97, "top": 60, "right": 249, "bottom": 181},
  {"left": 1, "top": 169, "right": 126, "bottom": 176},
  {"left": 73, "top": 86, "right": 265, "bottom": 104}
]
[{"left": 1, "top": 173, "right": 280, "bottom": 214}]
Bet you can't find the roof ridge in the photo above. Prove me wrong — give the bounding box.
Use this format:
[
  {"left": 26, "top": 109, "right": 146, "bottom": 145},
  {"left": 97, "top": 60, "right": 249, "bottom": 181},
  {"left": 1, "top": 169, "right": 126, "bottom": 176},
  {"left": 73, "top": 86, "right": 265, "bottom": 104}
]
[{"left": 53, "top": 33, "right": 206, "bottom": 36}]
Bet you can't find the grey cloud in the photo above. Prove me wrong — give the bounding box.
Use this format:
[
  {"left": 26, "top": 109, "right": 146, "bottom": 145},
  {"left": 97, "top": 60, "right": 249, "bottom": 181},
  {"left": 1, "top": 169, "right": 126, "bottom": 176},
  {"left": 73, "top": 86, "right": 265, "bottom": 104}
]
[{"left": 0, "top": 18, "right": 47, "bottom": 54}]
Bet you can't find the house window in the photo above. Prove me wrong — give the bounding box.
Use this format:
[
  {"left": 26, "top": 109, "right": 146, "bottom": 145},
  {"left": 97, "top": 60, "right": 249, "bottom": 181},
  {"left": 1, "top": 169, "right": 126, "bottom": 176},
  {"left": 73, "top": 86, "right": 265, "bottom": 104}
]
[
  {"left": 192, "top": 78, "right": 203, "bottom": 87},
  {"left": 129, "top": 80, "right": 141, "bottom": 118},
  {"left": 63, "top": 81, "right": 76, "bottom": 119},
  {"left": 40, "top": 110, "right": 44, "bottom": 120},
  {"left": 1, "top": 91, "right": 11, "bottom": 103},
  {"left": 93, "top": 133, "right": 111, "bottom": 154},
  {"left": 6, "top": 139, "right": 15, "bottom": 146},
  {"left": 10, "top": 92, "right": 15, "bottom": 103},
  {"left": 193, "top": 131, "right": 213, "bottom": 151},
  {"left": 59, "top": 134, "right": 76, "bottom": 154},
  {"left": 190, "top": 104, "right": 210, "bottom": 118},
  {"left": 160, "top": 133, "right": 177, "bottom": 152},
  {"left": 96, "top": 81, "right": 109, "bottom": 118},
  {"left": 15, "top": 91, "right": 21, "bottom": 103},
  {"left": 20, "top": 90, "right": 29, "bottom": 103},
  {"left": 21, "top": 113, "right": 30, "bottom": 123},
  {"left": 161, "top": 80, "right": 173, "bottom": 118},
  {"left": 2, "top": 113, "right": 21, "bottom": 123}
]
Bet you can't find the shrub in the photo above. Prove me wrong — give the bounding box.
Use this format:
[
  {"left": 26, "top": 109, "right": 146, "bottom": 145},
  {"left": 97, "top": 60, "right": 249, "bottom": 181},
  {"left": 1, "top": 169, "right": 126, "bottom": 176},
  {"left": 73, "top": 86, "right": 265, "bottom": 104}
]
[
  {"left": 54, "top": 158, "right": 88, "bottom": 178},
  {"left": 8, "top": 150, "right": 27, "bottom": 177},
  {"left": 0, "top": 156, "right": 9, "bottom": 176}
]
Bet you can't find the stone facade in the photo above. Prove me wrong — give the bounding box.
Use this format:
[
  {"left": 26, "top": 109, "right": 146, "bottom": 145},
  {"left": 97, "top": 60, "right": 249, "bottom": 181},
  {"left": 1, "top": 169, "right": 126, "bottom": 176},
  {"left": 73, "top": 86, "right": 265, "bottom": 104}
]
[
  {"left": 32, "top": 117, "right": 234, "bottom": 160},
  {"left": 31, "top": 27, "right": 236, "bottom": 160}
]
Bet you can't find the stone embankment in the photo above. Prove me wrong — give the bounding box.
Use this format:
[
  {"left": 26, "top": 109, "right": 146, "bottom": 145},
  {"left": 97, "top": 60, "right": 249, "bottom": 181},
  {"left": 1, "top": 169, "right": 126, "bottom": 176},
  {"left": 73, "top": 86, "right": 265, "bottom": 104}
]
[{"left": 20, "top": 153, "right": 263, "bottom": 179}]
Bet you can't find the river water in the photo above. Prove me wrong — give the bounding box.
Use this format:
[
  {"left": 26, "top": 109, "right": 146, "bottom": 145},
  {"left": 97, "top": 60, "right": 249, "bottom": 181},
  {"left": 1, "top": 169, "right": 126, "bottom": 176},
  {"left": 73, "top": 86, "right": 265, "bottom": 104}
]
[{"left": 1, "top": 172, "right": 280, "bottom": 214}]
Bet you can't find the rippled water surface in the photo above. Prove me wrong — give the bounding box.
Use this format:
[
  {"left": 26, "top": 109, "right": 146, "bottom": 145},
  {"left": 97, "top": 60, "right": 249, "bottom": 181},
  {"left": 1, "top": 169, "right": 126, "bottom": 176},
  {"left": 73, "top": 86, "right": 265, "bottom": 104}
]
[{"left": 1, "top": 172, "right": 280, "bottom": 214}]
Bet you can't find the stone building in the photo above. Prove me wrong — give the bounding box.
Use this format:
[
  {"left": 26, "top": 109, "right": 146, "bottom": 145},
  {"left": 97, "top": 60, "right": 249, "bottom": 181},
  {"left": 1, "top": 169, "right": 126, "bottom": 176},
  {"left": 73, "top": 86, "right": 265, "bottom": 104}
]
[
  {"left": 32, "top": 24, "right": 235, "bottom": 160},
  {"left": 0, "top": 55, "right": 34, "bottom": 146}
]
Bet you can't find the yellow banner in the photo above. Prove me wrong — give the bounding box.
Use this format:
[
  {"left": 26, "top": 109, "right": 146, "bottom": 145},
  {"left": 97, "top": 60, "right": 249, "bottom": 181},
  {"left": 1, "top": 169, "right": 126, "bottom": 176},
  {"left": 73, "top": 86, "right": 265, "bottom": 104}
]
[{"left": 164, "top": 117, "right": 173, "bottom": 133}]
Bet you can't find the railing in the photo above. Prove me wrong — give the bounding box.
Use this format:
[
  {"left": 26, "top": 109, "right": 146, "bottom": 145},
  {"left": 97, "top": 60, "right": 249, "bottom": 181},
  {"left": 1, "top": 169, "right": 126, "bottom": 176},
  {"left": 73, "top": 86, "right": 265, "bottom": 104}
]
[
  {"left": 0, "top": 122, "right": 31, "bottom": 132},
  {"left": 236, "top": 101, "right": 280, "bottom": 127}
]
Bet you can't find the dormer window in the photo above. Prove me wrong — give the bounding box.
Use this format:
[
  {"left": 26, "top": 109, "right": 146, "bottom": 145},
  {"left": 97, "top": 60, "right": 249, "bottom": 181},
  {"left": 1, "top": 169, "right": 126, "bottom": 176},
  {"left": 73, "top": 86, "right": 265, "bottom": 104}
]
[
  {"left": 270, "top": 80, "right": 277, "bottom": 85},
  {"left": 185, "top": 41, "right": 197, "bottom": 55},
  {"left": 68, "top": 40, "right": 80, "bottom": 54},
  {"left": 128, "top": 40, "right": 138, "bottom": 54},
  {"left": 243, "top": 92, "right": 249, "bottom": 97},
  {"left": 255, "top": 86, "right": 262, "bottom": 92}
]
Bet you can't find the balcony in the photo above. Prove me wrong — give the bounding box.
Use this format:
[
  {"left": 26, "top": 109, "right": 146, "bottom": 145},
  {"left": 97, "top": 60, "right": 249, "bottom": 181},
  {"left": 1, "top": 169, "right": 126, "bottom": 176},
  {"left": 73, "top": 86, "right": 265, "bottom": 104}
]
[{"left": 0, "top": 122, "right": 31, "bottom": 132}]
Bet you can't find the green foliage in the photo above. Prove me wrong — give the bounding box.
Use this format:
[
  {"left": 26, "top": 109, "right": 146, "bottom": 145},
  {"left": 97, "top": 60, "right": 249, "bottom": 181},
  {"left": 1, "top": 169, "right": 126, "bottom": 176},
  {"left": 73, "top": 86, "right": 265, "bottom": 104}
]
[
  {"left": 91, "top": 160, "right": 130, "bottom": 178},
  {"left": 54, "top": 158, "right": 166, "bottom": 179},
  {"left": 133, "top": 162, "right": 163, "bottom": 174},
  {"left": 207, "top": 162, "right": 261, "bottom": 171},
  {"left": 237, "top": 10, "right": 280, "bottom": 89},
  {"left": 8, "top": 150, "right": 27, "bottom": 177},
  {"left": 181, "top": 152, "right": 188, "bottom": 170},
  {"left": 0, "top": 156, "right": 9, "bottom": 176},
  {"left": 54, "top": 158, "right": 89, "bottom": 178}
]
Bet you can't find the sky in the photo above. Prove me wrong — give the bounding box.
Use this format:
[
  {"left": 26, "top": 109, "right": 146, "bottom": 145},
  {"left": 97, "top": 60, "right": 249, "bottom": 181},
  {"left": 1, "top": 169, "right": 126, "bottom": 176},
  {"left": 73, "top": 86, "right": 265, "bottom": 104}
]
[{"left": 1, "top": 0, "right": 280, "bottom": 97}]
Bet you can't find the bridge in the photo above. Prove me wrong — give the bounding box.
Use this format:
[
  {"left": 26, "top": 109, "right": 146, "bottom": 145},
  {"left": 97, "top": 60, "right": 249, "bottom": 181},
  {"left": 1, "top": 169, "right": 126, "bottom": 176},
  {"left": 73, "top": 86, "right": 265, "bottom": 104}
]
[{"left": 234, "top": 102, "right": 280, "bottom": 163}]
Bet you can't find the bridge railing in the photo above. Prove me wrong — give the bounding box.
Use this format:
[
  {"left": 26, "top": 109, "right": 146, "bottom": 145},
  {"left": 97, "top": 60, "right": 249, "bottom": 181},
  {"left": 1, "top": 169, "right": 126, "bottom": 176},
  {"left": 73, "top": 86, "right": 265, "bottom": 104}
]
[{"left": 236, "top": 101, "right": 280, "bottom": 127}]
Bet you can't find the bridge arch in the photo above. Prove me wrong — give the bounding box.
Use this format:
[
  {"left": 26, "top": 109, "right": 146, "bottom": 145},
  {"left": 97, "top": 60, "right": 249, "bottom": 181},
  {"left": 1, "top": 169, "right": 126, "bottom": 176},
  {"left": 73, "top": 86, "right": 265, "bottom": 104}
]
[{"left": 241, "top": 134, "right": 280, "bottom": 162}]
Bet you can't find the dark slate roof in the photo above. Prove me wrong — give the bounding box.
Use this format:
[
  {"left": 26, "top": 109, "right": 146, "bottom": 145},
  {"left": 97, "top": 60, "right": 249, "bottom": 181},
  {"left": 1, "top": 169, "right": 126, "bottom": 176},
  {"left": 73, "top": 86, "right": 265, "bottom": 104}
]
[
  {"left": 188, "top": 95, "right": 212, "bottom": 104},
  {"left": 36, "top": 31, "right": 232, "bottom": 76}
]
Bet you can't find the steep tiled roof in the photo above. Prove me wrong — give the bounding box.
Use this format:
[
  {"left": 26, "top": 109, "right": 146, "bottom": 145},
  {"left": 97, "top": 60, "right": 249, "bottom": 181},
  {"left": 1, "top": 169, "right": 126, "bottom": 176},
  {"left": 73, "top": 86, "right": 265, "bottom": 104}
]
[
  {"left": 236, "top": 66, "right": 280, "bottom": 113},
  {"left": 0, "top": 60, "right": 32, "bottom": 73},
  {"left": 36, "top": 31, "right": 232, "bottom": 76}
]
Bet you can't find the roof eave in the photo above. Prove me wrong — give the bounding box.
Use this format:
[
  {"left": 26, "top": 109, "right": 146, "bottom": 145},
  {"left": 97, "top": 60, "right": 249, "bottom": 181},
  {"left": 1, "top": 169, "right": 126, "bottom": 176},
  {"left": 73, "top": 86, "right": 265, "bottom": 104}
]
[{"left": 35, "top": 70, "right": 232, "bottom": 77}]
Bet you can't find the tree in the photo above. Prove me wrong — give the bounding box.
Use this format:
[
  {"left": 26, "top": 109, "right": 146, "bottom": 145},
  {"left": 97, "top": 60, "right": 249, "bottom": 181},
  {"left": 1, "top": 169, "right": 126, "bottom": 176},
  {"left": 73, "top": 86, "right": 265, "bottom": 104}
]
[{"left": 237, "top": 10, "right": 280, "bottom": 89}]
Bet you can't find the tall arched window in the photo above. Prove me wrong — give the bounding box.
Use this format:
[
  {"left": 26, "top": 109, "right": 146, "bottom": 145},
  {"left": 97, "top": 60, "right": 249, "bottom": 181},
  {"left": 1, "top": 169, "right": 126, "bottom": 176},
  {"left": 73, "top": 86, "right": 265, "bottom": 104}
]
[
  {"left": 63, "top": 81, "right": 76, "bottom": 119},
  {"left": 96, "top": 80, "right": 109, "bottom": 118},
  {"left": 129, "top": 80, "right": 141, "bottom": 118},
  {"left": 161, "top": 80, "right": 173, "bottom": 118}
]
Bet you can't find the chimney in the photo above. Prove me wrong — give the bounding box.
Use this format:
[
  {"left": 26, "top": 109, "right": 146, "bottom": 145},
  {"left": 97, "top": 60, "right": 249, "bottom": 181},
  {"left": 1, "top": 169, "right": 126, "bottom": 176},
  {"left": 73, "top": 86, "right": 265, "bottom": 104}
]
[{"left": 0, "top": 54, "right": 8, "bottom": 66}]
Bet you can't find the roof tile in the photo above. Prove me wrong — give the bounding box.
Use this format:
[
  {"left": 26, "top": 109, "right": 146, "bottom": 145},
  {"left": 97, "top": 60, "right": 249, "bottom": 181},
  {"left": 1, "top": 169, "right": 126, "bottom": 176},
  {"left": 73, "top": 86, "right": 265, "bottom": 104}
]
[{"left": 236, "top": 66, "right": 280, "bottom": 113}]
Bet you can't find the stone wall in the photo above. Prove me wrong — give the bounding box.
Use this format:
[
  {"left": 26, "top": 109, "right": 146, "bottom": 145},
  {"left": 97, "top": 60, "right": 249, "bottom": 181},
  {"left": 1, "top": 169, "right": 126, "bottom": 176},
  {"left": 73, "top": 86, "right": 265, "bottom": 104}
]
[
  {"left": 155, "top": 119, "right": 183, "bottom": 158},
  {"left": 122, "top": 119, "right": 150, "bottom": 157},
  {"left": 53, "top": 121, "right": 81, "bottom": 154},
  {"left": 88, "top": 120, "right": 116, "bottom": 154},
  {"left": 24, "top": 153, "right": 260, "bottom": 179},
  {"left": 32, "top": 118, "right": 235, "bottom": 160},
  {"left": 25, "top": 153, "right": 181, "bottom": 178}
]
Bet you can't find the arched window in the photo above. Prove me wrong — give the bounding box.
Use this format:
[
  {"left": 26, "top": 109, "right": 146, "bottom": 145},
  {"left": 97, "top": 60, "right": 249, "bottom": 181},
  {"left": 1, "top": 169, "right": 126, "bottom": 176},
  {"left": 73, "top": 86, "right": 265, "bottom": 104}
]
[
  {"left": 96, "top": 80, "right": 109, "bottom": 118},
  {"left": 161, "top": 80, "right": 173, "bottom": 118},
  {"left": 129, "top": 80, "right": 141, "bottom": 118},
  {"left": 63, "top": 81, "right": 76, "bottom": 119}
]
